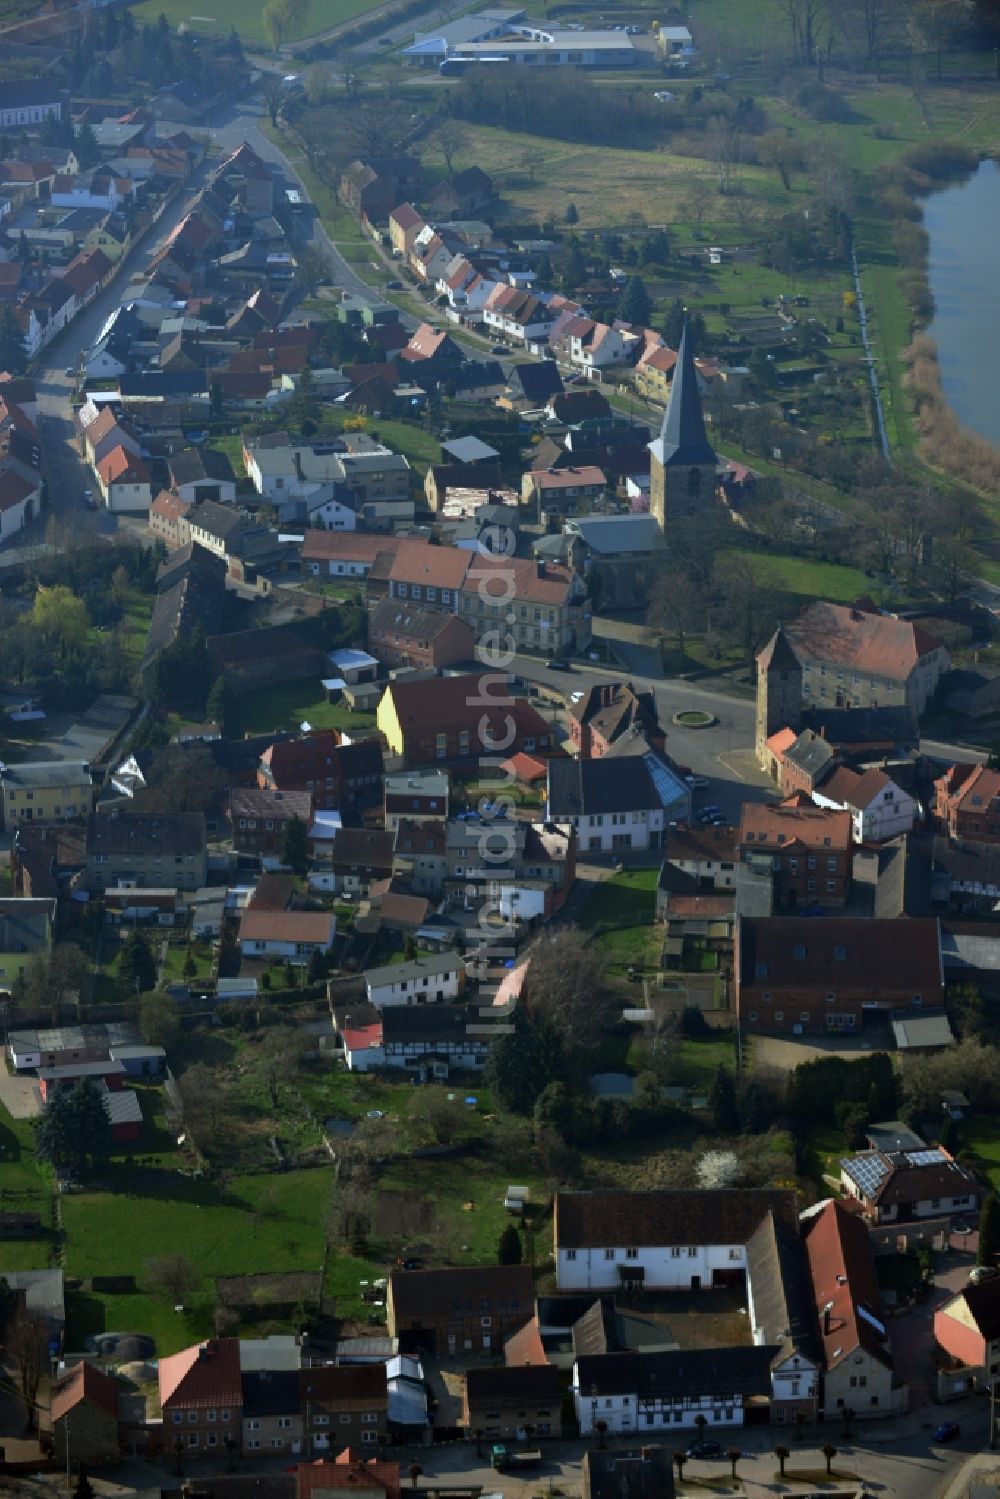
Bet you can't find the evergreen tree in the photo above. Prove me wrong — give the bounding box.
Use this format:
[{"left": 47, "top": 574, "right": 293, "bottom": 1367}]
[
  {"left": 75, "top": 122, "right": 99, "bottom": 169},
  {"left": 34, "top": 1086, "right": 77, "bottom": 1172},
  {"left": 484, "top": 1010, "right": 566, "bottom": 1115},
  {"left": 616, "top": 274, "right": 652, "bottom": 326},
  {"left": 119, "top": 930, "right": 157, "bottom": 994},
  {"left": 0, "top": 302, "right": 28, "bottom": 376},
  {"left": 536, "top": 253, "right": 554, "bottom": 285},
  {"left": 282, "top": 815, "right": 310, "bottom": 877},
  {"left": 709, "top": 1064, "right": 739, "bottom": 1134},
  {"left": 564, "top": 202, "right": 579, "bottom": 225},
  {"left": 35, "top": 1079, "right": 110, "bottom": 1175},
  {"left": 979, "top": 1192, "right": 1000, "bottom": 1266},
  {"left": 205, "top": 675, "right": 236, "bottom": 735},
  {"left": 288, "top": 364, "right": 321, "bottom": 436},
  {"left": 561, "top": 242, "right": 586, "bottom": 294},
  {"left": 497, "top": 1224, "right": 522, "bottom": 1265},
  {"left": 71, "top": 1078, "right": 112, "bottom": 1171}
]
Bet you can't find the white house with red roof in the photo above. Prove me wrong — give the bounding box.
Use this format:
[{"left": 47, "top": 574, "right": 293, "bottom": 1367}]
[
  {"left": 96, "top": 445, "right": 152, "bottom": 513},
  {"left": 812, "top": 764, "right": 916, "bottom": 843},
  {"left": 0, "top": 462, "right": 40, "bottom": 544}
]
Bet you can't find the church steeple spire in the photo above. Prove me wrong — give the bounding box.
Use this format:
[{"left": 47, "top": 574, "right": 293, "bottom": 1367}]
[{"left": 651, "top": 318, "right": 716, "bottom": 468}]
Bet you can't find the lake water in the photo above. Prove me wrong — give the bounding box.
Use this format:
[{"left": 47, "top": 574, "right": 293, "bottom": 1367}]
[{"left": 924, "top": 157, "right": 1000, "bottom": 446}]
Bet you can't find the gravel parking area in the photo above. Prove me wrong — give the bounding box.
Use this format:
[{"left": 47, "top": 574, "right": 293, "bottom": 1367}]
[{"left": 0, "top": 1069, "right": 42, "bottom": 1118}]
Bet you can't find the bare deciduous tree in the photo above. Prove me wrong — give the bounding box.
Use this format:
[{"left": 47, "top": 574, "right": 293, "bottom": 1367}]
[
  {"left": 145, "top": 1254, "right": 201, "bottom": 1306},
  {"left": 5, "top": 1306, "right": 47, "bottom": 1429},
  {"left": 433, "top": 118, "right": 469, "bottom": 175}
]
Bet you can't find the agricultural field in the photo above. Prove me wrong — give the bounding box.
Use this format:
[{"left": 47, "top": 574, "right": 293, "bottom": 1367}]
[{"left": 129, "top": 0, "right": 382, "bottom": 48}]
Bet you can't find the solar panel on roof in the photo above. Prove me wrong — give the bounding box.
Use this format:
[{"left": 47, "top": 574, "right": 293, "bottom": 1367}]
[
  {"left": 905, "top": 1148, "right": 948, "bottom": 1166},
  {"left": 843, "top": 1154, "right": 890, "bottom": 1196}
]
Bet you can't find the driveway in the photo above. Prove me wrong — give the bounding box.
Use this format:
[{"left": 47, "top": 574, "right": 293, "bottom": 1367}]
[{"left": 0, "top": 1069, "right": 41, "bottom": 1118}]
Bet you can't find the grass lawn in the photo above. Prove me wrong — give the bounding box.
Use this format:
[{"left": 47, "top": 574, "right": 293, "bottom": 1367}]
[
  {"left": 579, "top": 868, "right": 661, "bottom": 978},
  {"left": 672, "top": 1034, "right": 735, "bottom": 1089},
  {"left": 961, "top": 1117, "right": 1000, "bottom": 1188},
  {"left": 0, "top": 1109, "right": 54, "bottom": 1270},
  {"left": 723, "top": 548, "right": 877, "bottom": 605},
  {"left": 798, "top": 1122, "right": 847, "bottom": 1191},
  {"left": 312, "top": 407, "right": 442, "bottom": 476},
  {"left": 212, "top": 433, "right": 248, "bottom": 477},
  {"left": 458, "top": 122, "right": 789, "bottom": 229},
  {"left": 160, "top": 940, "right": 215, "bottom": 983},
  {"left": 130, "top": 0, "right": 383, "bottom": 46},
  {"left": 63, "top": 1166, "right": 329, "bottom": 1354},
  {"left": 261, "top": 123, "right": 371, "bottom": 270},
  {"left": 229, "top": 677, "right": 376, "bottom": 738}
]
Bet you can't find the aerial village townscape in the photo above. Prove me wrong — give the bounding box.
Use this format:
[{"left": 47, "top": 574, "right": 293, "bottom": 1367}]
[{"left": 2, "top": 1, "right": 1000, "bottom": 1497}]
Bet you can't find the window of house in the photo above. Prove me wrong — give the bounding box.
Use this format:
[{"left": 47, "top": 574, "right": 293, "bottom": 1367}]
[
  {"left": 188, "top": 1412, "right": 198, "bottom": 1423},
  {"left": 206, "top": 1410, "right": 216, "bottom": 1423},
  {"left": 566, "top": 1248, "right": 577, "bottom": 1260},
  {"left": 604, "top": 1249, "right": 615, "bottom": 1260},
  {"left": 246, "top": 1420, "right": 260, "bottom": 1430},
  {"left": 188, "top": 1434, "right": 199, "bottom": 1448},
  {"left": 207, "top": 1433, "right": 218, "bottom": 1447},
  {"left": 626, "top": 1248, "right": 638, "bottom": 1259},
  {"left": 172, "top": 1413, "right": 183, "bottom": 1425},
  {"left": 339, "top": 1414, "right": 352, "bottom": 1425},
  {"left": 313, "top": 1416, "right": 330, "bottom": 1426},
  {"left": 221, "top": 1410, "right": 231, "bottom": 1422},
  {"left": 775, "top": 1011, "right": 784, "bottom": 1021}
]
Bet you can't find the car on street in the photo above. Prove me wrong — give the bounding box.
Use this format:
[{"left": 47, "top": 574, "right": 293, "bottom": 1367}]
[
  {"left": 653, "top": 90, "right": 675, "bottom": 101},
  {"left": 953, "top": 1219, "right": 973, "bottom": 1235},
  {"left": 385, "top": 280, "right": 403, "bottom": 289},
  {"left": 491, "top": 345, "right": 508, "bottom": 356},
  {"left": 546, "top": 659, "right": 572, "bottom": 671},
  {"left": 686, "top": 1438, "right": 723, "bottom": 1459},
  {"left": 64, "top": 365, "right": 75, "bottom": 377},
  {"left": 970, "top": 1265, "right": 998, "bottom": 1284},
  {"left": 933, "top": 1422, "right": 960, "bottom": 1443},
  {"left": 685, "top": 774, "right": 708, "bottom": 789}
]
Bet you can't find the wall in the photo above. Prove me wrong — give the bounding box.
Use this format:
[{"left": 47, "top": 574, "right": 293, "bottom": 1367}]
[{"left": 556, "top": 1243, "right": 746, "bottom": 1293}]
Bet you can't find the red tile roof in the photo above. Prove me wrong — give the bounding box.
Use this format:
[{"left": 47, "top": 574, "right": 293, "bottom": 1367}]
[
  {"left": 817, "top": 764, "right": 891, "bottom": 810},
  {"left": 502, "top": 751, "right": 548, "bottom": 783},
  {"left": 740, "top": 801, "right": 852, "bottom": 852},
  {"left": 301, "top": 532, "right": 404, "bottom": 564},
  {"left": 151, "top": 490, "right": 192, "bottom": 522},
  {"left": 296, "top": 1451, "right": 401, "bottom": 1499},
  {"left": 787, "top": 600, "right": 943, "bottom": 680},
  {"left": 0, "top": 467, "right": 36, "bottom": 514},
  {"left": 97, "top": 444, "right": 150, "bottom": 486},
  {"left": 803, "top": 1200, "right": 891, "bottom": 1371},
  {"left": 239, "top": 908, "right": 335, "bottom": 945},
  {"left": 388, "top": 538, "right": 471, "bottom": 591},
  {"left": 529, "top": 465, "right": 606, "bottom": 491},
  {"left": 51, "top": 1361, "right": 120, "bottom": 1424},
  {"left": 462, "top": 553, "right": 579, "bottom": 607},
  {"left": 159, "top": 1337, "right": 242, "bottom": 1411}
]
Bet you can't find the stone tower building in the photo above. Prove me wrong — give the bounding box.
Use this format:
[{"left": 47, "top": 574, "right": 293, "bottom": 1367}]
[
  {"left": 755, "top": 626, "right": 803, "bottom": 764},
  {"left": 649, "top": 320, "right": 719, "bottom": 533}
]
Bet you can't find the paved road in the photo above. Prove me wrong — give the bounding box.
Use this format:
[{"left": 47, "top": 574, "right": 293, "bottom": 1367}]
[{"left": 34, "top": 166, "right": 218, "bottom": 531}]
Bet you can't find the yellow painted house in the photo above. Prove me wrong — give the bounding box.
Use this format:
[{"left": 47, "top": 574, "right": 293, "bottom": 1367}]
[
  {"left": 376, "top": 687, "right": 405, "bottom": 758},
  {"left": 83, "top": 220, "right": 130, "bottom": 263},
  {"left": 1, "top": 760, "right": 93, "bottom": 829},
  {"left": 0, "top": 897, "right": 55, "bottom": 986}
]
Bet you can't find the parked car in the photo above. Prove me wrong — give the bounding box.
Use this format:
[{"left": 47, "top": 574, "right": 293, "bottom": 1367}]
[
  {"left": 953, "top": 1219, "right": 973, "bottom": 1236},
  {"left": 64, "top": 365, "right": 75, "bottom": 377},
  {"left": 491, "top": 345, "right": 508, "bottom": 355},
  {"left": 933, "top": 1422, "right": 960, "bottom": 1443},
  {"left": 970, "top": 1265, "right": 998, "bottom": 1284},
  {"left": 385, "top": 280, "right": 403, "bottom": 289},
  {"left": 686, "top": 1439, "right": 723, "bottom": 1459},
  {"left": 685, "top": 774, "right": 708, "bottom": 789},
  {"left": 545, "top": 659, "right": 572, "bottom": 672}
]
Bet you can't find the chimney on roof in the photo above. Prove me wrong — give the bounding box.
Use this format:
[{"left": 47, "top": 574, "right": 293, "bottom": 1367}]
[{"left": 537, "top": 560, "right": 546, "bottom": 579}]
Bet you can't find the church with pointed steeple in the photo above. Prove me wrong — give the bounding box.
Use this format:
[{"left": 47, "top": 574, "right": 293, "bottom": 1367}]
[{"left": 648, "top": 320, "right": 718, "bottom": 533}]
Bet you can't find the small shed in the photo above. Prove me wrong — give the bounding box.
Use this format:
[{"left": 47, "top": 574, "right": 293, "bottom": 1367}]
[
  {"left": 328, "top": 648, "right": 379, "bottom": 685},
  {"left": 504, "top": 1185, "right": 529, "bottom": 1215}
]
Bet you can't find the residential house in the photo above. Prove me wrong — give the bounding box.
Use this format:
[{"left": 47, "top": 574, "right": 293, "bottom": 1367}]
[
  {"left": 301, "top": 533, "right": 401, "bottom": 578},
  {"left": 241, "top": 1371, "right": 303, "bottom": 1458},
  {"left": 735, "top": 916, "right": 944, "bottom": 1036},
  {"left": 391, "top": 819, "right": 447, "bottom": 897},
  {"left": 935, "top": 1278, "right": 1000, "bottom": 1391},
  {"left": 812, "top": 764, "right": 916, "bottom": 844},
  {"left": 764, "top": 602, "right": 950, "bottom": 719},
  {"left": 363, "top": 952, "right": 464, "bottom": 1008},
  {"left": 367, "top": 596, "right": 476, "bottom": 674},
  {"left": 0, "top": 896, "right": 54, "bottom": 987},
  {"left": 553, "top": 1188, "right": 796, "bottom": 1293},
  {"left": 168, "top": 447, "right": 238, "bottom": 505},
  {"left": 802, "top": 1200, "right": 900, "bottom": 1420},
  {"left": 238, "top": 908, "right": 335, "bottom": 965},
  {"left": 0, "top": 79, "right": 66, "bottom": 129},
  {"left": 388, "top": 202, "right": 426, "bottom": 258},
  {"left": 258, "top": 733, "right": 384, "bottom": 815},
  {"left": 386, "top": 1264, "right": 534, "bottom": 1354},
  {"left": 10, "top": 822, "right": 86, "bottom": 900},
  {"left": 502, "top": 360, "right": 565, "bottom": 410},
  {"left": 60, "top": 248, "right": 114, "bottom": 308},
  {"left": 739, "top": 802, "right": 853, "bottom": 908},
  {"left": 328, "top": 828, "right": 395, "bottom": 895},
  {"left": 158, "top": 1337, "right": 243, "bottom": 1456},
  {"left": 149, "top": 490, "right": 193, "bottom": 549},
  {"left": 547, "top": 752, "right": 689, "bottom": 853},
  {"left": 1, "top": 760, "right": 92, "bottom": 828},
  {"left": 583, "top": 1448, "right": 676, "bottom": 1499},
  {"left": 84, "top": 811, "right": 207, "bottom": 893},
  {"left": 228, "top": 788, "right": 313, "bottom": 866},
  {"left": 337, "top": 1003, "right": 490, "bottom": 1077},
  {"left": 745, "top": 1211, "right": 821, "bottom": 1424},
  {"left": 340, "top": 157, "right": 424, "bottom": 222},
  {"left": 298, "top": 1363, "right": 387, "bottom": 1455},
  {"left": 483, "top": 285, "right": 560, "bottom": 346},
  {"left": 572, "top": 1345, "right": 775, "bottom": 1437},
  {"left": 556, "top": 514, "right": 666, "bottom": 610},
  {"left": 569, "top": 682, "right": 663, "bottom": 758},
  {"left": 0, "top": 462, "right": 41, "bottom": 545},
  {"left": 458, "top": 554, "right": 592, "bottom": 654},
  {"left": 427, "top": 167, "right": 494, "bottom": 218},
  {"left": 445, "top": 816, "right": 575, "bottom": 916},
  {"left": 523, "top": 465, "right": 607, "bottom": 518},
  {"left": 659, "top": 825, "right": 740, "bottom": 900},
  {"left": 935, "top": 763, "right": 1000, "bottom": 844},
  {"left": 96, "top": 445, "right": 152, "bottom": 513},
  {"left": 462, "top": 1365, "right": 562, "bottom": 1440},
  {"left": 839, "top": 1145, "right": 978, "bottom": 1228},
  {"left": 51, "top": 1361, "right": 121, "bottom": 1469},
  {"left": 376, "top": 675, "right": 555, "bottom": 769},
  {"left": 384, "top": 771, "right": 450, "bottom": 829},
  {"left": 296, "top": 1449, "right": 401, "bottom": 1499}
]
